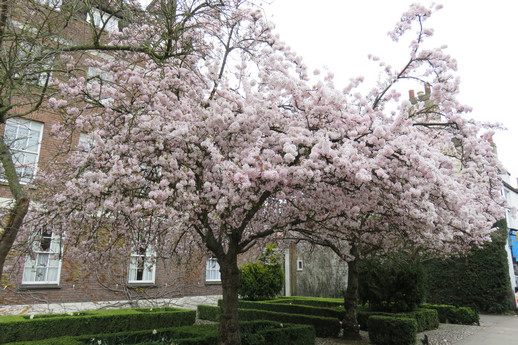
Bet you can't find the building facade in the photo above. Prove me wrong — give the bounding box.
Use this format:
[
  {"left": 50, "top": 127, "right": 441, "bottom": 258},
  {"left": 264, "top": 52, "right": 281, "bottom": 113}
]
[{"left": 0, "top": 0, "right": 227, "bottom": 309}]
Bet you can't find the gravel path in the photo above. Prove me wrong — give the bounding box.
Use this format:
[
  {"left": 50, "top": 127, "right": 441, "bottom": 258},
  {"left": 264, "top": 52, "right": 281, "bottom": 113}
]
[{"left": 315, "top": 323, "right": 481, "bottom": 345}]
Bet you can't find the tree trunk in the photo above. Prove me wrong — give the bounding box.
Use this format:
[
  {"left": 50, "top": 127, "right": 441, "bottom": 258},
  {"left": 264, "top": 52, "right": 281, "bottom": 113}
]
[
  {"left": 0, "top": 197, "right": 29, "bottom": 279},
  {"left": 218, "top": 253, "right": 241, "bottom": 345},
  {"left": 342, "top": 245, "right": 361, "bottom": 339}
]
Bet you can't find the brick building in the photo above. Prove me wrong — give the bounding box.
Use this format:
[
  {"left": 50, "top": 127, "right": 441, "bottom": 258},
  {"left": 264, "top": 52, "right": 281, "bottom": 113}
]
[{"left": 0, "top": 0, "right": 227, "bottom": 308}]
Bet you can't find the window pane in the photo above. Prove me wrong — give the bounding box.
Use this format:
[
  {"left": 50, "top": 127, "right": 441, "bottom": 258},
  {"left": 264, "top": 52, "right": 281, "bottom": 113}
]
[{"left": 3, "top": 119, "right": 43, "bottom": 183}]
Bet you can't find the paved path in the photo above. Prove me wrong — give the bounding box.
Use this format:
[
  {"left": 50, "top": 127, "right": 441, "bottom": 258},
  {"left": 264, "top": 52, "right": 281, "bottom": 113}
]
[{"left": 455, "top": 314, "right": 518, "bottom": 345}]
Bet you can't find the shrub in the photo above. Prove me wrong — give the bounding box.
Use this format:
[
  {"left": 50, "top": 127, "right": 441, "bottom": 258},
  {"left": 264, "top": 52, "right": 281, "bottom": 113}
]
[
  {"left": 424, "top": 224, "right": 515, "bottom": 313},
  {"left": 197, "top": 305, "right": 340, "bottom": 338},
  {"left": 0, "top": 307, "right": 195, "bottom": 343},
  {"left": 421, "top": 304, "right": 479, "bottom": 325},
  {"left": 239, "top": 245, "right": 284, "bottom": 301},
  {"left": 272, "top": 297, "right": 344, "bottom": 309},
  {"left": 368, "top": 315, "right": 417, "bottom": 345},
  {"left": 404, "top": 309, "right": 439, "bottom": 332},
  {"left": 5, "top": 321, "right": 315, "bottom": 345},
  {"left": 358, "top": 308, "right": 438, "bottom": 332},
  {"left": 235, "top": 300, "right": 344, "bottom": 319},
  {"left": 359, "top": 256, "right": 426, "bottom": 312},
  {"left": 197, "top": 304, "right": 221, "bottom": 322}
]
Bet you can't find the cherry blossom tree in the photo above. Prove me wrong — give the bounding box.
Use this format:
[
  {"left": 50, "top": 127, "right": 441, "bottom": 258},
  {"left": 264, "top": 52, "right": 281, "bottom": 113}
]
[
  {"left": 24, "top": 2, "right": 504, "bottom": 345},
  {"left": 284, "top": 3, "right": 505, "bottom": 338}
]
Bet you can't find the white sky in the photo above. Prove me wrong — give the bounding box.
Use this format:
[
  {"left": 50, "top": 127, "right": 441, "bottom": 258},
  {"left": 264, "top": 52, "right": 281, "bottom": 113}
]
[{"left": 140, "top": 0, "right": 518, "bottom": 182}]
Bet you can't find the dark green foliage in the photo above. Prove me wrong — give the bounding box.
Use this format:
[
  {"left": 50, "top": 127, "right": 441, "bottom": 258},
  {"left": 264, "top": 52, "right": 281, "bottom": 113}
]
[
  {"left": 6, "top": 321, "right": 314, "bottom": 345},
  {"left": 239, "top": 245, "right": 284, "bottom": 301},
  {"left": 368, "top": 315, "right": 417, "bottom": 345},
  {"left": 273, "top": 297, "right": 344, "bottom": 308},
  {"left": 359, "top": 256, "right": 426, "bottom": 312},
  {"left": 235, "top": 300, "right": 345, "bottom": 319},
  {"left": 197, "top": 304, "right": 221, "bottom": 322},
  {"left": 405, "top": 309, "right": 439, "bottom": 332},
  {"left": 0, "top": 307, "right": 195, "bottom": 344},
  {"left": 424, "top": 226, "right": 514, "bottom": 313},
  {"left": 357, "top": 308, "right": 438, "bottom": 332},
  {"left": 197, "top": 304, "right": 340, "bottom": 337},
  {"left": 421, "top": 304, "right": 479, "bottom": 325}
]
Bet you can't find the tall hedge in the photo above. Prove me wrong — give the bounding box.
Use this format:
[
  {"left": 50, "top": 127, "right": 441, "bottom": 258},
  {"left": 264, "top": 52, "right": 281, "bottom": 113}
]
[{"left": 424, "top": 224, "right": 515, "bottom": 313}]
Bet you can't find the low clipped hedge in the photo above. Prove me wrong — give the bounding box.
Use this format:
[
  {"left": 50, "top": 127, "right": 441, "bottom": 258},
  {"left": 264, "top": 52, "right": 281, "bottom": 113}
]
[
  {"left": 273, "top": 297, "right": 344, "bottom": 309},
  {"left": 368, "top": 315, "right": 417, "bottom": 345},
  {"left": 6, "top": 321, "right": 315, "bottom": 345},
  {"left": 0, "top": 307, "right": 195, "bottom": 344},
  {"left": 197, "top": 305, "right": 340, "bottom": 338},
  {"left": 421, "top": 304, "right": 479, "bottom": 325},
  {"left": 357, "top": 308, "right": 438, "bottom": 332},
  {"left": 226, "top": 300, "right": 344, "bottom": 319}
]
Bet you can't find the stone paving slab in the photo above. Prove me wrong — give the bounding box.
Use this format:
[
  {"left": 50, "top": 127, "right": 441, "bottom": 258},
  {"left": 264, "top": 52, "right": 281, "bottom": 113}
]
[
  {"left": 454, "top": 314, "right": 518, "bottom": 345},
  {"left": 0, "top": 295, "right": 222, "bottom": 315}
]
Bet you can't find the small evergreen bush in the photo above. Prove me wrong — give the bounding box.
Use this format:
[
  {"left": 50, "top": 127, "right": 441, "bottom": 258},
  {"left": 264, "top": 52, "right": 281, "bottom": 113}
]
[
  {"left": 239, "top": 244, "right": 284, "bottom": 301},
  {"left": 368, "top": 315, "right": 417, "bottom": 345}
]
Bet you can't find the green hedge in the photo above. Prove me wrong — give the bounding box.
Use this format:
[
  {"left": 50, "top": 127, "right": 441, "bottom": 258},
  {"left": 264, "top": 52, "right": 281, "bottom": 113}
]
[
  {"left": 405, "top": 309, "right": 439, "bottom": 332},
  {"left": 0, "top": 307, "right": 195, "bottom": 343},
  {"left": 357, "top": 308, "right": 438, "bottom": 332},
  {"left": 273, "top": 297, "right": 344, "bottom": 308},
  {"left": 424, "top": 225, "right": 515, "bottom": 313},
  {"left": 197, "top": 305, "right": 340, "bottom": 337},
  {"left": 421, "top": 304, "right": 479, "bottom": 325},
  {"left": 229, "top": 300, "right": 344, "bottom": 319},
  {"left": 368, "top": 315, "right": 417, "bottom": 345},
  {"left": 6, "top": 321, "right": 315, "bottom": 345}
]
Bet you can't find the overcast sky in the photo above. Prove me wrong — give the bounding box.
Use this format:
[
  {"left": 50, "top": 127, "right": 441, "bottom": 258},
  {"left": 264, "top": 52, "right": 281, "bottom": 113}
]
[{"left": 140, "top": 1, "right": 518, "bottom": 182}]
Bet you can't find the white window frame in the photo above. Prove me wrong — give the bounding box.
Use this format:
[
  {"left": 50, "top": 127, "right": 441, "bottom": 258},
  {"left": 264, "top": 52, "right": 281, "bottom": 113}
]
[
  {"left": 297, "top": 259, "right": 303, "bottom": 271},
  {"left": 87, "top": 8, "right": 119, "bottom": 32},
  {"left": 14, "top": 43, "right": 54, "bottom": 87},
  {"left": 128, "top": 240, "right": 156, "bottom": 285},
  {"left": 206, "top": 258, "right": 221, "bottom": 282},
  {"left": 35, "top": 0, "right": 62, "bottom": 10},
  {"left": 87, "top": 66, "right": 114, "bottom": 105},
  {"left": 22, "top": 230, "right": 62, "bottom": 285},
  {"left": 2, "top": 118, "right": 44, "bottom": 184}
]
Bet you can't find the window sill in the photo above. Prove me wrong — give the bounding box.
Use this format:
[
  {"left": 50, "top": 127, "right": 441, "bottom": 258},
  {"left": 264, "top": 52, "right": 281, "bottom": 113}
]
[
  {"left": 127, "top": 282, "right": 157, "bottom": 288},
  {"left": 19, "top": 284, "right": 61, "bottom": 290},
  {"left": 205, "top": 280, "right": 222, "bottom": 285}
]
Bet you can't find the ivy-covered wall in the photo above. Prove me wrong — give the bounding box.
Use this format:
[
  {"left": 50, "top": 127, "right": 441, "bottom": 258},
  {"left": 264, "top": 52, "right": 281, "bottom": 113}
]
[{"left": 424, "top": 225, "right": 516, "bottom": 313}]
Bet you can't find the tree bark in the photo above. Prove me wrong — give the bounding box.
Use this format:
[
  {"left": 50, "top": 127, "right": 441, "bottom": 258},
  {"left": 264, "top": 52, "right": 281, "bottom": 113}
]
[
  {"left": 218, "top": 252, "right": 241, "bottom": 345},
  {"left": 0, "top": 197, "right": 29, "bottom": 279},
  {"left": 342, "top": 245, "right": 361, "bottom": 339}
]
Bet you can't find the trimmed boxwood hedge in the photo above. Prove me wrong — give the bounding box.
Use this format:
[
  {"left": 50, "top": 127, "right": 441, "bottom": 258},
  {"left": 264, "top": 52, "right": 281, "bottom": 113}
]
[
  {"left": 197, "top": 305, "right": 340, "bottom": 337},
  {"left": 357, "top": 308, "right": 438, "bottom": 332},
  {"left": 368, "top": 315, "right": 417, "bottom": 345},
  {"left": 0, "top": 307, "right": 195, "bottom": 344},
  {"left": 5, "top": 321, "right": 315, "bottom": 345},
  {"left": 421, "top": 304, "right": 479, "bottom": 325},
  {"left": 273, "top": 297, "right": 344, "bottom": 309},
  {"left": 230, "top": 300, "right": 345, "bottom": 319}
]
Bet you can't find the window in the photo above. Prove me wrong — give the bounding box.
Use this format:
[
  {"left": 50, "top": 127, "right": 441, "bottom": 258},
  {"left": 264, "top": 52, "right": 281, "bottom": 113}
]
[
  {"left": 87, "top": 66, "right": 114, "bottom": 105},
  {"left": 297, "top": 259, "right": 303, "bottom": 271},
  {"left": 36, "top": 0, "right": 62, "bottom": 10},
  {"left": 2, "top": 118, "right": 44, "bottom": 183},
  {"left": 87, "top": 8, "right": 119, "bottom": 32},
  {"left": 206, "top": 258, "right": 221, "bottom": 282},
  {"left": 128, "top": 240, "right": 156, "bottom": 284},
  {"left": 22, "top": 230, "right": 62, "bottom": 285},
  {"left": 14, "top": 43, "right": 54, "bottom": 87},
  {"left": 78, "top": 132, "right": 94, "bottom": 151}
]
